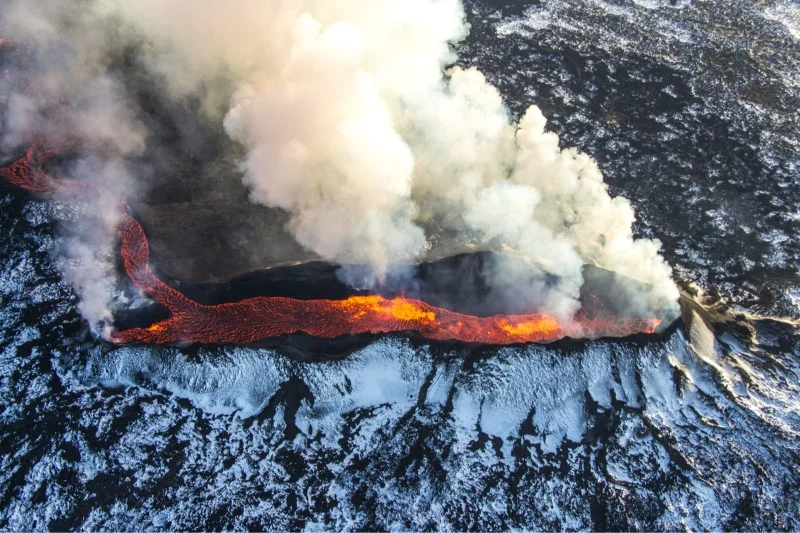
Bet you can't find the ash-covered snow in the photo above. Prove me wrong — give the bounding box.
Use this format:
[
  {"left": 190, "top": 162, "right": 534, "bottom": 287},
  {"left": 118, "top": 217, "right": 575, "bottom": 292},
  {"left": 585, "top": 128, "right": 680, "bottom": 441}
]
[{"left": 1, "top": 0, "right": 799, "bottom": 529}]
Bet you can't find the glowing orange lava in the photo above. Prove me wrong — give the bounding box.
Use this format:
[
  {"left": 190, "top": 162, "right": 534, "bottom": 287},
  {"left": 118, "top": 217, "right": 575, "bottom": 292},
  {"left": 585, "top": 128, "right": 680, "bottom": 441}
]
[{"left": 0, "top": 67, "right": 661, "bottom": 346}]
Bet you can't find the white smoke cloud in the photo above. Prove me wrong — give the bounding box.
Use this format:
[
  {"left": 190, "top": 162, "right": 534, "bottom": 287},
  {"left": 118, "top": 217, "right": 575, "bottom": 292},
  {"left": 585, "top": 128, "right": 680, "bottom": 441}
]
[
  {"left": 57, "top": 232, "right": 117, "bottom": 338},
  {"left": 1, "top": 0, "right": 680, "bottom": 324}
]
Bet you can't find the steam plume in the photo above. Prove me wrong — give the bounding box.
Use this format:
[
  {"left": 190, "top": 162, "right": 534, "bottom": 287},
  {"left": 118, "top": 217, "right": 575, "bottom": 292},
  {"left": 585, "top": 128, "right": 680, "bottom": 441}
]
[{"left": 1, "top": 0, "right": 680, "bottom": 323}]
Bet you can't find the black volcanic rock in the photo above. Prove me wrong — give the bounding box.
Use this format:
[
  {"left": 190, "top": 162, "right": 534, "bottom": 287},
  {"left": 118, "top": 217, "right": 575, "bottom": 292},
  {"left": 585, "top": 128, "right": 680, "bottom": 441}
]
[{"left": 0, "top": 0, "right": 798, "bottom": 530}]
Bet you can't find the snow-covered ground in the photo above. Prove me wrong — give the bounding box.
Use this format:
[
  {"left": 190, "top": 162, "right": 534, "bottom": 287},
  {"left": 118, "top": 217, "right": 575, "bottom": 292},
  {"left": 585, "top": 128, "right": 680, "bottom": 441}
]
[{"left": 1, "top": 0, "right": 799, "bottom": 529}]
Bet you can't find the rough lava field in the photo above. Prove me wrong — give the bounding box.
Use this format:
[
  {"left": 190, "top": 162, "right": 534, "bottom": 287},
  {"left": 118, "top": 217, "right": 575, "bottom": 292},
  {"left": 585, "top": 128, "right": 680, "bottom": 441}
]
[{"left": 1, "top": 0, "right": 799, "bottom": 530}]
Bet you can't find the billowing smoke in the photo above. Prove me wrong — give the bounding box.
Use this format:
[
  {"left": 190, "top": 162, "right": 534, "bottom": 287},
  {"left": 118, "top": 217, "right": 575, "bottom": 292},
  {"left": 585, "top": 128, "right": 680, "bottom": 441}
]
[{"left": 0, "top": 0, "right": 680, "bottom": 324}]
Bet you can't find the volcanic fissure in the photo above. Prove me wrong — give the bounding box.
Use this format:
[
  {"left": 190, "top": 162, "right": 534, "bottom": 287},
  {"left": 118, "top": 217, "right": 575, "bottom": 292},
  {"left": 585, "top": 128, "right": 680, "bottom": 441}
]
[{"left": 0, "top": 57, "right": 662, "bottom": 346}]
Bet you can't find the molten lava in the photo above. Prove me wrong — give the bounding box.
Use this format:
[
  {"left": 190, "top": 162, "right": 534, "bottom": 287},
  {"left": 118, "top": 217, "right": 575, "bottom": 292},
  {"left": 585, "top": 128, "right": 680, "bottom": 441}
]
[{"left": 0, "top": 65, "right": 662, "bottom": 346}]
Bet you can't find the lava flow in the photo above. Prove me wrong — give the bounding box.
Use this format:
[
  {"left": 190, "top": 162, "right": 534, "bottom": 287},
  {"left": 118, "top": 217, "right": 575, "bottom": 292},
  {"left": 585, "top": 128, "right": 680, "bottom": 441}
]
[{"left": 0, "top": 63, "right": 662, "bottom": 346}]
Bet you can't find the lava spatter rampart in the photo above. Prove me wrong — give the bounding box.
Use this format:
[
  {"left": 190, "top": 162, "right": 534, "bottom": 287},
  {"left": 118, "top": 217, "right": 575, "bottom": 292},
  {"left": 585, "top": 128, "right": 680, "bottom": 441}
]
[{"left": 0, "top": 66, "right": 661, "bottom": 346}]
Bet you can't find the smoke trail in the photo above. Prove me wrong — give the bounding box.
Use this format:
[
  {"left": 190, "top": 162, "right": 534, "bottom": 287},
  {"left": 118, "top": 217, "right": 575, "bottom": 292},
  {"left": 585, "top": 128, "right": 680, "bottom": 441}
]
[
  {"left": 1, "top": 0, "right": 680, "bottom": 323},
  {"left": 0, "top": 0, "right": 147, "bottom": 332}
]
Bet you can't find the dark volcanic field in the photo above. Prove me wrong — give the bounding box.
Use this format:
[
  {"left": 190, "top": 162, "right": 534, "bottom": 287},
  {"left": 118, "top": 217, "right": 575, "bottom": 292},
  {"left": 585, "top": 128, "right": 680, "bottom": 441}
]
[{"left": 0, "top": 0, "right": 798, "bottom": 530}]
